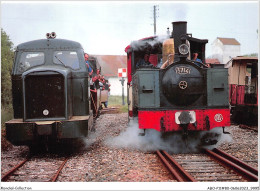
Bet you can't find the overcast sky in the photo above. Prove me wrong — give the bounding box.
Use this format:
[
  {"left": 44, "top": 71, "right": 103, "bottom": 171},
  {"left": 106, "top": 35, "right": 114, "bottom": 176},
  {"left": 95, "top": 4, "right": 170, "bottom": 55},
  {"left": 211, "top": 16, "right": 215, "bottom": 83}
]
[{"left": 1, "top": 1, "right": 259, "bottom": 58}]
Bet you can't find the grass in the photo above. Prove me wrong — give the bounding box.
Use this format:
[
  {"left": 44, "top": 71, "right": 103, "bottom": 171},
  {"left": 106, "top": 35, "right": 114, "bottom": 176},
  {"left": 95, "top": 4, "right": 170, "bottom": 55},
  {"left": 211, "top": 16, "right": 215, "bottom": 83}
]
[{"left": 107, "top": 95, "right": 128, "bottom": 113}]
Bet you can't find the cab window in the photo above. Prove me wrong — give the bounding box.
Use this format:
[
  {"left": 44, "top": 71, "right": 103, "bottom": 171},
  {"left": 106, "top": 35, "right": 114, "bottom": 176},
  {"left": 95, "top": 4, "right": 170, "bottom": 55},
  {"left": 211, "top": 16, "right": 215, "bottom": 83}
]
[
  {"left": 18, "top": 52, "right": 44, "bottom": 73},
  {"left": 53, "top": 51, "right": 80, "bottom": 70}
]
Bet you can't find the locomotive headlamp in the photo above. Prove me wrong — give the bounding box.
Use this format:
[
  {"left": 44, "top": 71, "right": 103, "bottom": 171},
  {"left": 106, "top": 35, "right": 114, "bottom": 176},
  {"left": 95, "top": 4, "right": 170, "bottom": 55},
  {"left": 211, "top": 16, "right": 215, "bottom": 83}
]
[
  {"left": 46, "top": 33, "right": 51, "bottom": 39},
  {"left": 178, "top": 44, "right": 189, "bottom": 55},
  {"left": 51, "top": 32, "right": 56, "bottom": 38},
  {"left": 46, "top": 32, "right": 56, "bottom": 39}
]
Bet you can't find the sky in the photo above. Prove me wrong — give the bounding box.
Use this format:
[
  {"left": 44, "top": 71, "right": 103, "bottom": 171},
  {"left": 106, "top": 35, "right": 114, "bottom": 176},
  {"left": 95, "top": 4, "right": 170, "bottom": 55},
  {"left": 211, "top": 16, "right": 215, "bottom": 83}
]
[{"left": 1, "top": 1, "right": 259, "bottom": 58}]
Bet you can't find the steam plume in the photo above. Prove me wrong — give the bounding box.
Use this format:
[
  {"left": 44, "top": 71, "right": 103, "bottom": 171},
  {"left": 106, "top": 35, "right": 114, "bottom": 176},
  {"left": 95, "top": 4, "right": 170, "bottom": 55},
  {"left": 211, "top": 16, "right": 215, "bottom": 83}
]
[{"left": 105, "top": 119, "right": 232, "bottom": 154}]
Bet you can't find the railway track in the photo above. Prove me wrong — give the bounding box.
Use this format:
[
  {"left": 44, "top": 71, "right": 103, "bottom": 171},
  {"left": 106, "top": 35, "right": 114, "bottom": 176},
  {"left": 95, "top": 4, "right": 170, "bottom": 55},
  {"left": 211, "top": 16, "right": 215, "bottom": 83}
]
[
  {"left": 2, "top": 155, "right": 68, "bottom": 182},
  {"left": 100, "top": 107, "right": 119, "bottom": 114},
  {"left": 156, "top": 150, "right": 196, "bottom": 182},
  {"left": 157, "top": 148, "right": 258, "bottom": 182}
]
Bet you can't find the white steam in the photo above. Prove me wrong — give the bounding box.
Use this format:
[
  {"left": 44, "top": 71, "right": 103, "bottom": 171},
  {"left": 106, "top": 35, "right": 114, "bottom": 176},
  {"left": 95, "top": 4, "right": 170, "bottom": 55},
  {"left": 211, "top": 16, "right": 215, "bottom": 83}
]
[
  {"left": 172, "top": 3, "right": 188, "bottom": 21},
  {"left": 105, "top": 118, "right": 232, "bottom": 154},
  {"left": 130, "top": 35, "right": 169, "bottom": 51}
]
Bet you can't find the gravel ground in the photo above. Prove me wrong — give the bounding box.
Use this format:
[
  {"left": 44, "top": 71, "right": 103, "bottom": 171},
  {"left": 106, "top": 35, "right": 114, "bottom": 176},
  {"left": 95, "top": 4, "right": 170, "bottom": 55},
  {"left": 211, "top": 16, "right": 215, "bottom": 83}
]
[
  {"left": 1, "top": 146, "right": 29, "bottom": 176},
  {"left": 218, "top": 125, "right": 258, "bottom": 168},
  {"left": 1, "top": 112, "right": 258, "bottom": 182},
  {"left": 58, "top": 113, "right": 174, "bottom": 182}
]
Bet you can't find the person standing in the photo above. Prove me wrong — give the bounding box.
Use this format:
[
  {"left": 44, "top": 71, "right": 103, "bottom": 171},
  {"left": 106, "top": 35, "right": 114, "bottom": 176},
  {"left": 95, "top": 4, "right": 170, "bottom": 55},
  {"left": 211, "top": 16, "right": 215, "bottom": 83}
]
[
  {"left": 104, "top": 79, "right": 111, "bottom": 108},
  {"left": 84, "top": 53, "right": 93, "bottom": 76}
]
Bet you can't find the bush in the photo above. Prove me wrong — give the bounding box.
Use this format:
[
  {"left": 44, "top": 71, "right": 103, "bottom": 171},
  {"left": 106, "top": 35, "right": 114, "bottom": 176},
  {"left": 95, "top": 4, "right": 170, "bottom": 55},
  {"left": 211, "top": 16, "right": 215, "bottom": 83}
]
[
  {"left": 1, "top": 29, "right": 14, "bottom": 150},
  {"left": 1, "top": 107, "right": 13, "bottom": 151},
  {"left": 1, "top": 28, "right": 14, "bottom": 108}
]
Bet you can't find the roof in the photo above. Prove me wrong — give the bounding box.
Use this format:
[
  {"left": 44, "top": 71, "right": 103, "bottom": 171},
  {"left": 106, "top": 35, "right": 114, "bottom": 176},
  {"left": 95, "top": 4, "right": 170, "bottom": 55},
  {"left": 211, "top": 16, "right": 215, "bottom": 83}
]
[
  {"left": 206, "top": 58, "right": 220, "bottom": 64},
  {"left": 232, "top": 56, "right": 258, "bottom": 61},
  {"left": 217, "top": 37, "right": 240, "bottom": 45},
  {"left": 17, "top": 38, "right": 83, "bottom": 50},
  {"left": 225, "top": 56, "right": 258, "bottom": 68},
  {"left": 94, "top": 55, "right": 127, "bottom": 77},
  {"left": 188, "top": 36, "right": 208, "bottom": 44},
  {"left": 125, "top": 36, "right": 161, "bottom": 53}
]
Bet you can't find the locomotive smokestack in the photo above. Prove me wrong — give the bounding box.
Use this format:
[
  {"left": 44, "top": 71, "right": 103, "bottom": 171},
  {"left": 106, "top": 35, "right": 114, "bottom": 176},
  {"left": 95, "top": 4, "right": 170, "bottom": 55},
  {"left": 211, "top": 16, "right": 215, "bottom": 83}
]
[{"left": 172, "top": 21, "right": 187, "bottom": 57}]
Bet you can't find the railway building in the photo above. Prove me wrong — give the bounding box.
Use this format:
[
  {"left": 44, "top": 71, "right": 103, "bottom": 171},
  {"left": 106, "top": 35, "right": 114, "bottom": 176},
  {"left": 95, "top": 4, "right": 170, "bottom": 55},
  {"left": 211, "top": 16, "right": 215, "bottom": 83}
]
[
  {"left": 94, "top": 55, "right": 127, "bottom": 96},
  {"left": 211, "top": 37, "right": 241, "bottom": 64}
]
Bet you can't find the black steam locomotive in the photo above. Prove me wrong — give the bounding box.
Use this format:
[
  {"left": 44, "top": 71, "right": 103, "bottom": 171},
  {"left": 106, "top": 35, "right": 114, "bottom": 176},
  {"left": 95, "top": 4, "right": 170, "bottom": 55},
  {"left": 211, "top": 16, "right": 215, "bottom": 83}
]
[
  {"left": 125, "top": 22, "right": 230, "bottom": 146},
  {"left": 5, "top": 33, "right": 95, "bottom": 147}
]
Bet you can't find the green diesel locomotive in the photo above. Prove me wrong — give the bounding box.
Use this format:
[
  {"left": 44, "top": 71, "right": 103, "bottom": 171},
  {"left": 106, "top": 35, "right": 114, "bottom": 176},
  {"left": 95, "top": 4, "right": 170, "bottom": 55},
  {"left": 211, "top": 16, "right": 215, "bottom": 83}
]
[{"left": 6, "top": 33, "right": 94, "bottom": 147}]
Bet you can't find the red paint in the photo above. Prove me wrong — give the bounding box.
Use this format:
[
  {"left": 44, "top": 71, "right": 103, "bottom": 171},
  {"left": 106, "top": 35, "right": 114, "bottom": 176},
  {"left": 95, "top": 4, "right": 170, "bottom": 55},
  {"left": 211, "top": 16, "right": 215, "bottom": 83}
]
[
  {"left": 127, "top": 52, "right": 132, "bottom": 83},
  {"left": 204, "top": 109, "right": 230, "bottom": 128},
  {"left": 236, "top": 85, "right": 245, "bottom": 105},
  {"left": 230, "top": 84, "right": 257, "bottom": 106},
  {"left": 139, "top": 111, "right": 164, "bottom": 131},
  {"left": 129, "top": 111, "right": 133, "bottom": 117},
  {"left": 230, "top": 84, "right": 244, "bottom": 105},
  {"left": 138, "top": 109, "right": 230, "bottom": 132},
  {"left": 229, "top": 84, "right": 237, "bottom": 105}
]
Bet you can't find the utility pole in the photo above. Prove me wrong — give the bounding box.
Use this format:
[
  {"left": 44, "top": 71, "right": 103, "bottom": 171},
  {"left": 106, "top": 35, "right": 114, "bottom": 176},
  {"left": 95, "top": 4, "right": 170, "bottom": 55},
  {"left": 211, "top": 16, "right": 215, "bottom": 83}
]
[{"left": 153, "top": 5, "right": 159, "bottom": 36}]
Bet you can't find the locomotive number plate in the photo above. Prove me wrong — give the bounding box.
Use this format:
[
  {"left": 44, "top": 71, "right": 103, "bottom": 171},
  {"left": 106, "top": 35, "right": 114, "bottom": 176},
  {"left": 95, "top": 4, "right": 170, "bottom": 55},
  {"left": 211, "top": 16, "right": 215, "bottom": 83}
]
[{"left": 175, "top": 66, "right": 191, "bottom": 74}]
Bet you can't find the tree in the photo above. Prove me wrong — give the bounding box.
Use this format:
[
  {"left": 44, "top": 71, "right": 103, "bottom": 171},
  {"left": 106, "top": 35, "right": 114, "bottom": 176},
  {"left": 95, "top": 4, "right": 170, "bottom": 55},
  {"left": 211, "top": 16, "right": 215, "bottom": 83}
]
[
  {"left": 243, "top": 53, "right": 258, "bottom": 57},
  {"left": 1, "top": 29, "right": 14, "bottom": 107}
]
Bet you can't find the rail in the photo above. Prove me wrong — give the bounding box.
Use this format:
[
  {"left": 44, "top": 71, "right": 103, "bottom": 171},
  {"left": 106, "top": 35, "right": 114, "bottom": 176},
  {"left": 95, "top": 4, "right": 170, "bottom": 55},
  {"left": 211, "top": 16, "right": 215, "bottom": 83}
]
[
  {"left": 156, "top": 150, "right": 196, "bottom": 182},
  {"left": 204, "top": 148, "right": 258, "bottom": 181},
  {"left": 50, "top": 158, "right": 69, "bottom": 182},
  {"left": 2, "top": 157, "right": 69, "bottom": 182},
  {"left": 1, "top": 158, "right": 30, "bottom": 181}
]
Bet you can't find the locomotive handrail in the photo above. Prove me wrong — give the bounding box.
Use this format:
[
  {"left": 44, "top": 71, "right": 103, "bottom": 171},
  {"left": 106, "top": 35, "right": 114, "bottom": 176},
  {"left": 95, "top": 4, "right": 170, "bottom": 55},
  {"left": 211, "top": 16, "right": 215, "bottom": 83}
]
[
  {"left": 192, "top": 60, "right": 209, "bottom": 68},
  {"left": 90, "top": 92, "right": 98, "bottom": 118}
]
